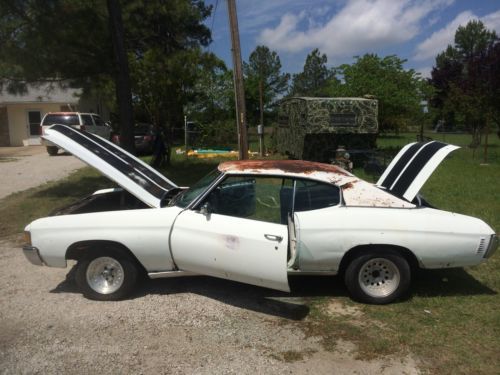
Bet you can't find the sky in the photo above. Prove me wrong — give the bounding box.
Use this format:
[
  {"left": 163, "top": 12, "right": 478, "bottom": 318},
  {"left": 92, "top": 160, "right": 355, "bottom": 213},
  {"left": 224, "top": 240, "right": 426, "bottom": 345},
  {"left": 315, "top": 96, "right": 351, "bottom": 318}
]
[{"left": 204, "top": 0, "right": 500, "bottom": 78}]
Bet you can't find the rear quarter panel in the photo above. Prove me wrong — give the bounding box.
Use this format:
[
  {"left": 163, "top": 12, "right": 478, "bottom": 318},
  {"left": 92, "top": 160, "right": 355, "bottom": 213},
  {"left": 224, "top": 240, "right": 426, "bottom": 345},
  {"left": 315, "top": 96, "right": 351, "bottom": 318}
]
[{"left": 295, "top": 206, "right": 495, "bottom": 272}]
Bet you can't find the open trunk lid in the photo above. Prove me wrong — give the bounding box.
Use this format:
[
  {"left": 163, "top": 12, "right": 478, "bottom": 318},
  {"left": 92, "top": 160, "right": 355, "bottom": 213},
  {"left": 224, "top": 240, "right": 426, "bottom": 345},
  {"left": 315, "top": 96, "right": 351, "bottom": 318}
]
[
  {"left": 43, "top": 124, "right": 177, "bottom": 208},
  {"left": 377, "top": 141, "right": 459, "bottom": 202}
]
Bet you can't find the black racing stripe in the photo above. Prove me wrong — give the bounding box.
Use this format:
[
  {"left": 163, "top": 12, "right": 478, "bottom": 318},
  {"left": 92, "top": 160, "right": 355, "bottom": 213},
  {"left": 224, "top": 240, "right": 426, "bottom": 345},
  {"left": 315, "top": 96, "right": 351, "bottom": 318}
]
[
  {"left": 391, "top": 141, "right": 448, "bottom": 197},
  {"left": 51, "top": 125, "right": 166, "bottom": 199},
  {"left": 84, "top": 131, "right": 174, "bottom": 190},
  {"left": 380, "top": 142, "right": 424, "bottom": 189}
]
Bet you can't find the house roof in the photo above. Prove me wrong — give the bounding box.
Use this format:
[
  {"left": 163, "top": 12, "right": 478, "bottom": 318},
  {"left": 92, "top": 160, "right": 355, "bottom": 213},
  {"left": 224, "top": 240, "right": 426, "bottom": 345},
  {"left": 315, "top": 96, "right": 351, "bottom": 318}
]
[{"left": 0, "top": 82, "right": 80, "bottom": 105}]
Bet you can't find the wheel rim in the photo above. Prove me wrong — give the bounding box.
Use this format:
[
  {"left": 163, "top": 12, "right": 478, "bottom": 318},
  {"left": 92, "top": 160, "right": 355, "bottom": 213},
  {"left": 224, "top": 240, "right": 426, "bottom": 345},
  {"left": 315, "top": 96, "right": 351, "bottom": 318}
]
[
  {"left": 86, "top": 257, "right": 124, "bottom": 295},
  {"left": 358, "top": 258, "right": 400, "bottom": 298}
]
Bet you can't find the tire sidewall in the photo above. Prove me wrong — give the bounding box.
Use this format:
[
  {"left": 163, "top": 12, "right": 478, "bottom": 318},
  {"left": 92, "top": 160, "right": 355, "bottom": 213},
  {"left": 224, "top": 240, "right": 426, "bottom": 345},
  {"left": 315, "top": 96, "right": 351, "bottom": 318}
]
[
  {"left": 344, "top": 250, "right": 411, "bottom": 304},
  {"left": 75, "top": 249, "right": 138, "bottom": 301},
  {"left": 46, "top": 146, "right": 58, "bottom": 156}
]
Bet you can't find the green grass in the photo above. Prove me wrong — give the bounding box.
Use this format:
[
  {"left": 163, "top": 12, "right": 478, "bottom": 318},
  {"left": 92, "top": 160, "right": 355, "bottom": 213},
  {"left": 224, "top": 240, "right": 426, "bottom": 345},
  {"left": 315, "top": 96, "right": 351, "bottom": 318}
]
[
  {"left": 318, "top": 131, "right": 500, "bottom": 374},
  {"left": 1, "top": 132, "right": 498, "bottom": 373}
]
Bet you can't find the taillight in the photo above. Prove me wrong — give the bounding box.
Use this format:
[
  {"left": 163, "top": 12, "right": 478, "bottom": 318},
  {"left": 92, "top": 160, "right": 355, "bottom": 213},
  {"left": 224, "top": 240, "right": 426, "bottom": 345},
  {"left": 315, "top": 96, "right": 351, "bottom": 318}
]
[
  {"left": 39, "top": 126, "right": 43, "bottom": 135},
  {"left": 144, "top": 135, "right": 153, "bottom": 142}
]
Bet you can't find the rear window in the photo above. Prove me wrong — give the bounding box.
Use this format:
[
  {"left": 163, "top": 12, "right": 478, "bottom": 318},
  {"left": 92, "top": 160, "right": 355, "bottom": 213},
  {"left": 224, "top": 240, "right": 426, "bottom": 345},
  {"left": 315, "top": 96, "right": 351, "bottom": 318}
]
[{"left": 42, "top": 114, "right": 79, "bottom": 126}]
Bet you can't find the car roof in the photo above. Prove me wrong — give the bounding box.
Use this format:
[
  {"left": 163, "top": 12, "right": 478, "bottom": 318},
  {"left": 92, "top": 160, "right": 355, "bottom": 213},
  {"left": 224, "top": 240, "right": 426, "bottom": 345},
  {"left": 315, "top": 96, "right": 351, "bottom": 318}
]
[
  {"left": 218, "top": 160, "right": 356, "bottom": 186},
  {"left": 218, "top": 159, "right": 416, "bottom": 208}
]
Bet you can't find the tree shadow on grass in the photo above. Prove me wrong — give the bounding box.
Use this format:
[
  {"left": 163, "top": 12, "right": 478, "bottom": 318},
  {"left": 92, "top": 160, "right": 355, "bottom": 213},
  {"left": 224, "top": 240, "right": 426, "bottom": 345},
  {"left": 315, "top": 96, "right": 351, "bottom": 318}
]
[
  {"left": 33, "top": 175, "right": 112, "bottom": 199},
  {"left": 411, "top": 268, "right": 496, "bottom": 297}
]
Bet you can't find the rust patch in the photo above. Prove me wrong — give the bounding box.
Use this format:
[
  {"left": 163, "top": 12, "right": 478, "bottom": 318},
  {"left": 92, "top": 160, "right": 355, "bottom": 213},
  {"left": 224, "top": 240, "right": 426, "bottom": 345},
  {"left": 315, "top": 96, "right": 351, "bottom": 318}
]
[
  {"left": 342, "top": 182, "right": 354, "bottom": 190},
  {"left": 219, "top": 160, "right": 351, "bottom": 176}
]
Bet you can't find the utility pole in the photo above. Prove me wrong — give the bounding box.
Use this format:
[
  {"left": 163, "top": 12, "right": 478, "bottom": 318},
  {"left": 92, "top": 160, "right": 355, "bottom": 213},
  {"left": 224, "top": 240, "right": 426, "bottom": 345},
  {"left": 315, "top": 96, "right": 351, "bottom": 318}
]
[
  {"left": 259, "top": 79, "right": 264, "bottom": 156},
  {"left": 227, "top": 0, "right": 248, "bottom": 160}
]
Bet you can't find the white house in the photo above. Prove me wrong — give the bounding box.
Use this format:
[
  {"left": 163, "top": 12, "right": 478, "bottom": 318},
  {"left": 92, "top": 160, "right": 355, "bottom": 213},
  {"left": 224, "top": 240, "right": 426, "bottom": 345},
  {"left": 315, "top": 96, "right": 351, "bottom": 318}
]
[{"left": 0, "top": 83, "right": 109, "bottom": 146}]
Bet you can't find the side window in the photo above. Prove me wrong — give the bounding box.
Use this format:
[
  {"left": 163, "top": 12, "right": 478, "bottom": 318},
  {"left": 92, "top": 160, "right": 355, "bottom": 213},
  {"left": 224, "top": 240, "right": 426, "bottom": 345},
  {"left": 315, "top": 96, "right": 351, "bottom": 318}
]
[
  {"left": 81, "top": 114, "right": 94, "bottom": 126},
  {"left": 294, "top": 179, "right": 340, "bottom": 212},
  {"left": 203, "top": 176, "right": 293, "bottom": 224},
  {"left": 92, "top": 115, "right": 105, "bottom": 126}
]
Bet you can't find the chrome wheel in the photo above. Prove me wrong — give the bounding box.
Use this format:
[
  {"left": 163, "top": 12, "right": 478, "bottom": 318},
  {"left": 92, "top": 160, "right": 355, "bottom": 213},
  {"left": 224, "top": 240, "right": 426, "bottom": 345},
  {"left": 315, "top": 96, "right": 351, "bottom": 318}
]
[
  {"left": 358, "top": 257, "right": 400, "bottom": 298},
  {"left": 86, "top": 257, "right": 124, "bottom": 295}
]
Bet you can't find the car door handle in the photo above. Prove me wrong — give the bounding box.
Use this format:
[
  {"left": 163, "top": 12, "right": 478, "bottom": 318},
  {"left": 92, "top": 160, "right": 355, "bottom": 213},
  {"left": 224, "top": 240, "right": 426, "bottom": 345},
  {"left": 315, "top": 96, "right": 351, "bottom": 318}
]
[{"left": 264, "top": 234, "right": 283, "bottom": 243}]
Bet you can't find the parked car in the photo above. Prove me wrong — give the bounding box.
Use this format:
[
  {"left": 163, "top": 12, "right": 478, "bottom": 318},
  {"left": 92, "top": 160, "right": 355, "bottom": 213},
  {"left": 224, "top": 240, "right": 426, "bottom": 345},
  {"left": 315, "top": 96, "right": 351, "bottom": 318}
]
[
  {"left": 40, "top": 112, "right": 111, "bottom": 155},
  {"left": 111, "top": 123, "right": 158, "bottom": 155},
  {"left": 23, "top": 125, "right": 498, "bottom": 304}
]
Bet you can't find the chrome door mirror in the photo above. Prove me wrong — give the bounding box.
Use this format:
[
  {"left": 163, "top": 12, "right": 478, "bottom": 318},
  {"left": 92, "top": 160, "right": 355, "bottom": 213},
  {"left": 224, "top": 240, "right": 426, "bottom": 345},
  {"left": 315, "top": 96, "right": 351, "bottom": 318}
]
[{"left": 199, "top": 202, "right": 211, "bottom": 216}]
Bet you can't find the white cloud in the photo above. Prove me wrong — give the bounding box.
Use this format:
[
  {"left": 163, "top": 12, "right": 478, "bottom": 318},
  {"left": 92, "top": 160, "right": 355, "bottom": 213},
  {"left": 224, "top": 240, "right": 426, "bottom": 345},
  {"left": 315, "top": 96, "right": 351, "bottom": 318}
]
[
  {"left": 414, "top": 9, "right": 500, "bottom": 61},
  {"left": 414, "top": 11, "right": 475, "bottom": 60},
  {"left": 257, "top": 0, "right": 453, "bottom": 59},
  {"left": 415, "top": 65, "right": 433, "bottom": 78},
  {"left": 483, "top": 10, "right": 500, "bottom": 32}
]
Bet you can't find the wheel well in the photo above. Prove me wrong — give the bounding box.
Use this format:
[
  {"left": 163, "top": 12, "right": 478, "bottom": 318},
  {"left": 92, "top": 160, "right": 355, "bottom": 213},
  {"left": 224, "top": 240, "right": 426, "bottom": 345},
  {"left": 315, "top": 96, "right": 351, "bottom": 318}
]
[
  {"left": 338, "top": 244, "right": 420, "bottom": 276},
  {"left": 66, "top": 240, "right": 146, "bottom": 273}
]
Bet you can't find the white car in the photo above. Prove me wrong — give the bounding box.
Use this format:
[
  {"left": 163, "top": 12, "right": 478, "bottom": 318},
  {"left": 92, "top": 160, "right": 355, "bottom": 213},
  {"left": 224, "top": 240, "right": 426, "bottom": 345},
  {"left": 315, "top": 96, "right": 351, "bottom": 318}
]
[
  {"left": 23, "top": 125, "right": 498, "bottom": 304},
  {"left": 40, "top": 112, "right": 111, "bottom": 155}
]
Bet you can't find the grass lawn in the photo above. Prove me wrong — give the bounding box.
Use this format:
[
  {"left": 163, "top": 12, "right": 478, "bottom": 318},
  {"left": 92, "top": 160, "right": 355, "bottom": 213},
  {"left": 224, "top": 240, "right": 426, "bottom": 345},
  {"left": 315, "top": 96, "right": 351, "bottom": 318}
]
[{"left": 0, "top": 131, "right": 498, "bottom": 374}]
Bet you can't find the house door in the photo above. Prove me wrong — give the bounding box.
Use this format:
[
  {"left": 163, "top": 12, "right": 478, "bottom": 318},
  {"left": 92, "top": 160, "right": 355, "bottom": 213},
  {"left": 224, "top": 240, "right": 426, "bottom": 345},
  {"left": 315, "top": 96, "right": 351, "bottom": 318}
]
[{"left": 27, "top": 111, "right": 41, "bottom": 136}]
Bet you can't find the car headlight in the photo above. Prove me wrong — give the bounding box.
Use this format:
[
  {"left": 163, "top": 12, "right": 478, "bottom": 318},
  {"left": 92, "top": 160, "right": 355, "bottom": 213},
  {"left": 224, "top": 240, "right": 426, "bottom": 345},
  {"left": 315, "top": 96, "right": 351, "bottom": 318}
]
[
  {"left": 24, "top": 231, "right": 32, "bottom": 246},
  {"left": 484, "top": 235, "right": 498, "bottom": 259}
]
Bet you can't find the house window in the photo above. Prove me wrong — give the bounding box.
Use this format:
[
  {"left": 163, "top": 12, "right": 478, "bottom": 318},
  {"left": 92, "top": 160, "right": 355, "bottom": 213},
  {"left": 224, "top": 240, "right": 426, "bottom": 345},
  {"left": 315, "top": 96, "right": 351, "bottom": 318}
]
[{"left": 27, "top": 111, "right": 41, "bottom": 136}]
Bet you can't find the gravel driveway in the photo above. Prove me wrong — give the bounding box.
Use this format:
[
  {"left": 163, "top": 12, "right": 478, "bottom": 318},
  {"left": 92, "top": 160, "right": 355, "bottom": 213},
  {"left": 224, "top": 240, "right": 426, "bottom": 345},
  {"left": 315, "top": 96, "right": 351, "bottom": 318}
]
[
  {"left": 0, "top": 146, "right": 85, "bottom": 200},
  {"left": 0, "top": 237, "right": 420, "bottom": 374},
  {"left": 0, "top": 146, "right": 420, "bottom": 374}
]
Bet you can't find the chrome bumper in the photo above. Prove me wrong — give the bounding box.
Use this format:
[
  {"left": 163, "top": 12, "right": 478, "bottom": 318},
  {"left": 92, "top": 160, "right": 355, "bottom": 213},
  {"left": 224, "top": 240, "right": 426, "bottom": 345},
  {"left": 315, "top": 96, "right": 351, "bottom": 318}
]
[{"left": 22, "top": 245, "right": 45, "bottom": 266}]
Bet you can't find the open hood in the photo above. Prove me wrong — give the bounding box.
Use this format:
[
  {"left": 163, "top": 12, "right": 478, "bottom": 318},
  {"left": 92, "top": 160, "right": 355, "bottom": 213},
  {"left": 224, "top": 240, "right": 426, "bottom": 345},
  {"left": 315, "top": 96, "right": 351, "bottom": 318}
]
[
  {"left": 377, "top": 141, "right": 459, "bottom": 202},
  {"left": 43, "top": 125, "right": 177, "bottom": 208}
]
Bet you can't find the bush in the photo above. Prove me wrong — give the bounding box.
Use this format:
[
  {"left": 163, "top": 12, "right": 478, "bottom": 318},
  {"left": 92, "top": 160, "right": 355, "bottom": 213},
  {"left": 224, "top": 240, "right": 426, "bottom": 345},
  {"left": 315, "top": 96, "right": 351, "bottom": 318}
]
[{"left": 197, "top": 120, "right": 238, "bottom": 148}]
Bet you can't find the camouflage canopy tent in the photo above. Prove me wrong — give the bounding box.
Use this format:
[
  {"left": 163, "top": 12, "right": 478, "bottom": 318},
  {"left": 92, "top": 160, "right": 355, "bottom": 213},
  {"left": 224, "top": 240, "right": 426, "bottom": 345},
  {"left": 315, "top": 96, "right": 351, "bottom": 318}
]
[{"left": 276, "top": 97, "right": 378, "bottom": 162}]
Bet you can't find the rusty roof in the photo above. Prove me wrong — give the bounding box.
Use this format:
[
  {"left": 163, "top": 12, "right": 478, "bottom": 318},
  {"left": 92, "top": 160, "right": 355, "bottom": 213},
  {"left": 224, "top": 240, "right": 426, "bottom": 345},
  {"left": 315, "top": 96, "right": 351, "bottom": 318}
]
[
  {"left": 219, "top": 159, "right": 350, "bottom": 175},
  {"left": 218, "top": 159, "right": 415, "bottom": 208}
]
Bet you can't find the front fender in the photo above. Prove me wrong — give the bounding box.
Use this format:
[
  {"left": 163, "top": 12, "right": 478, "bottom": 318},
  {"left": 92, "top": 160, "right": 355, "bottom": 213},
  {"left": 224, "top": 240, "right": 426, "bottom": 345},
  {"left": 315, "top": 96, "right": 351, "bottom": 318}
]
[{"left": 27, "top": 206, "right": 182, "bottom": 272}]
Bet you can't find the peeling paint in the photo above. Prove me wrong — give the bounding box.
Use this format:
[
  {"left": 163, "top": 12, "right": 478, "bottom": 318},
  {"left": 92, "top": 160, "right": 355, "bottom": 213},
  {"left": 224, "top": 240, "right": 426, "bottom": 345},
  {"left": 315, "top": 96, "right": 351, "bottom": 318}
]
[
  {"left": 224, "top": 235, "right": 239, "bottom": 250},
  {"left": 218, "top": 160, "right": 414, "bottom": 208},
  {"left": 219, "top": 160, "right": 351, "bottom": 176}
]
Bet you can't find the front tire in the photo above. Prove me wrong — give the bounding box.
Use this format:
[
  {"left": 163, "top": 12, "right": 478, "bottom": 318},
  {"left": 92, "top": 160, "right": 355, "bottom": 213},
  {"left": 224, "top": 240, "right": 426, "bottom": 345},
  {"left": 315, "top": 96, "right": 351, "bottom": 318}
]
[
  {"left": 344, "top": 250, "right": 411, "bottom": 304},
  {"left": 75, "top": 250, "right": 138, "bottom": 301},
  {"left": 46, "top": 146, "right": 58, "bottom": 156}
]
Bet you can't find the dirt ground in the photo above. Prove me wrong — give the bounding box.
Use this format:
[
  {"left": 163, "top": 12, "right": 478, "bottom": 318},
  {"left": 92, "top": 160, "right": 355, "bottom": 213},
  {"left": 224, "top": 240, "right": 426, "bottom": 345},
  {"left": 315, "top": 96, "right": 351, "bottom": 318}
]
[
  {"left": 0, "top": 146, "right": 85, "bottom": 200},
  {"left": 0, "top": 236, "right": 420, "bottom": 374},
  {"left": 0, "top": 146, "right": 420, "bottom": 374}
]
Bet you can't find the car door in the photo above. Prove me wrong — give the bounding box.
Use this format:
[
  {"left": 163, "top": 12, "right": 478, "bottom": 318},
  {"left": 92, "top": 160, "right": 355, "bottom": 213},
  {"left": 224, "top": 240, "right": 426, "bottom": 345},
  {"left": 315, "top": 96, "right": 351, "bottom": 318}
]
[
  {"left": 170, "top": 175, "right": 291, "bottom": 292},
  {"left": 92, "top": 115, "right": 110, "bottom": 139},
  {"left": 80, "top": 114, "right": 97, "bottom": 135}
]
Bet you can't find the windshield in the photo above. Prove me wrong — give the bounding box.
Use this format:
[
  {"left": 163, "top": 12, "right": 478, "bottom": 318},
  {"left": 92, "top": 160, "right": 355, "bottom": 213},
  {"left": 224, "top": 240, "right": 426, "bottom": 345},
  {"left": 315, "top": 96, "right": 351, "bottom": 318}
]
[{"left": 171, "top": 169, "right": 221, "bottom": 208}]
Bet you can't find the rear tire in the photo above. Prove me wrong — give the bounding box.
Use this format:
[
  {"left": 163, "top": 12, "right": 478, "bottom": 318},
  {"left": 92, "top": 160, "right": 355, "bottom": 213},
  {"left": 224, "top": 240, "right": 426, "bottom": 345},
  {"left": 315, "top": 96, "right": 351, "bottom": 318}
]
[
  {"left": 344, "top": 250, "right": 411, "bottom": 304},
  {"left": 75, "top": 249, "right": 138, "bottom": 301},
  {"left": 46, "top": 146, "right": 58, "bottom": 156}
]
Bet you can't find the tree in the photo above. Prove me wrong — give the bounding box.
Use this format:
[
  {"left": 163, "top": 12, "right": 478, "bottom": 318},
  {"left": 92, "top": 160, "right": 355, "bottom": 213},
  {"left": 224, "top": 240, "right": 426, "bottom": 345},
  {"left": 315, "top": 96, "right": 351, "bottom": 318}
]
[
  {"left": 0, "top": 0, "right": 212, "bottom": 154},
  {"left": 429, "top": 20, "right": 498, "bottom": 145},
  {"left": 331, "top": 54, "right": 427, "bottom": 133},
  {"left": 291, "top": 48, "right": 333, "bottom": 97},
  {"left": 243, "top": 46, "right": 289, "bottom": 125},
  {"left": 107, "top": 0, "right": 134, "bottom": 152}
]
